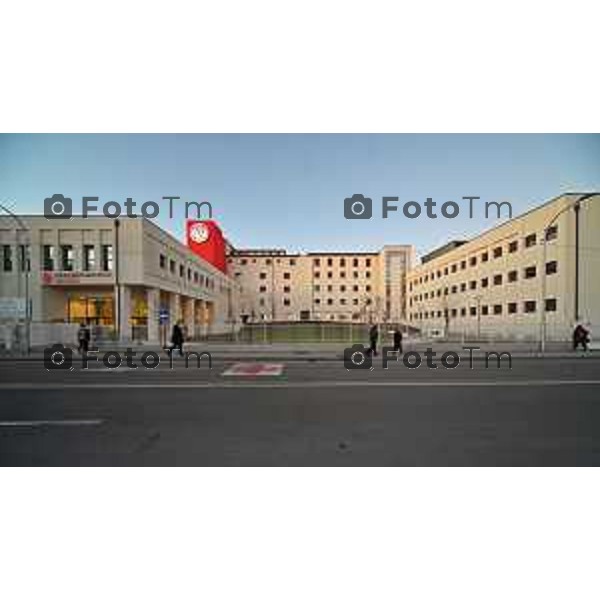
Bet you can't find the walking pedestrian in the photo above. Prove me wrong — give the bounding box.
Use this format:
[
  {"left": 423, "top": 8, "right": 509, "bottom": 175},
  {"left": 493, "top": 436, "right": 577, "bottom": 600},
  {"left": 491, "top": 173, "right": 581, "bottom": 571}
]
[
  {"left": 77, "top": 322, "right": 90, "bottom": 354},
  {"left": 171, "top": 320, "right": 185, "bottom": 357},
  {"left": 393, "top": 327, "right": 403, "bottom": 354},
  {"left": 573, "top": 323, "right": 590, "bottom": 354},
  {"left": 369, "top": 323, "right": 379, "bottom": 357}
]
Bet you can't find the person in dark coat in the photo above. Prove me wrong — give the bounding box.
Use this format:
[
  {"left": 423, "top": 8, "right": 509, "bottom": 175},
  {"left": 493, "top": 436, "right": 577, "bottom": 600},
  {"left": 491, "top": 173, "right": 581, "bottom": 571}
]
[
  {"left": 77, "top": 322, "right": 90, "bottom": 354},
  {"left": 369, "top": 324, "right": 379, "bottom": 357},
  {"left": 573, "top": 323, "right": 590, "bottom": 353},
  {"left": 171, "top": 321, "right": 185, "bottom": 357},
  {"left": 393, "top": 327, "right": 403, "bottom": 354}
]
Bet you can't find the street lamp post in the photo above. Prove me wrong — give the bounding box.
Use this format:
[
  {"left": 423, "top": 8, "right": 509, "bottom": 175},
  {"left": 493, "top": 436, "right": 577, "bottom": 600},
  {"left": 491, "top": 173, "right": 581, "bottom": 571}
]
[{"left": 540, "top": 193, "right": 599, "bottom": 353}]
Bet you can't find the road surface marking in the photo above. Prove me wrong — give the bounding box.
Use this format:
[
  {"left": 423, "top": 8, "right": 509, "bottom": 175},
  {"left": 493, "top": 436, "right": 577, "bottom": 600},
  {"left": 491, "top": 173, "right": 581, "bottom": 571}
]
[
  {"left": 1, "top": 380, "right": 600, "bottom": 389},
  {"left": 221, "top": 362, "right": 284, "bottom": 377},
  {"left": 0, "top": 419, "right": 104, "bottom": 427}
]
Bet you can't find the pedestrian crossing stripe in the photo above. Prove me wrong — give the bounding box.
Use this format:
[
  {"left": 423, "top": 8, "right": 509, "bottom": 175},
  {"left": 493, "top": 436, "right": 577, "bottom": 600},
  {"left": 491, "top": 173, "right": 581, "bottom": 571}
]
[{"left": 221, "top": 362, "right": 284, "bottom": 377}]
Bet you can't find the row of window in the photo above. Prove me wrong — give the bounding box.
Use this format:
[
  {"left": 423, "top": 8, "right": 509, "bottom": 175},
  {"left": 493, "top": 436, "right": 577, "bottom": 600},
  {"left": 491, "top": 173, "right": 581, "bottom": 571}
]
[
  {"left": 410, "top": 298, "right": 557, "bottom": 320},
  {"left": 235, "top": 257, "right": 298, "bottom": 266},
  {"left": 256, "top": 284, "right": 374, "bottom": 294},
  {"left": 2, "top": 245, "right": 30, "bottom": 272},
  {"left": 410, "top": 227, "right": 557, "bottom": 290},
  {"left": 313, "top": 257, "right": 372, "bottom": 268},
  {"left": 410, "top": 262, "right": 557, "bottom": 304},
  {"left": 39, "top": 244, "right": 113, "bottom": 272},
  {"left": 254, "top": 297, "right": 373, "bottom": 308},
  {"left": 159, "top": 253, "right": 215, "bottom": 290}
]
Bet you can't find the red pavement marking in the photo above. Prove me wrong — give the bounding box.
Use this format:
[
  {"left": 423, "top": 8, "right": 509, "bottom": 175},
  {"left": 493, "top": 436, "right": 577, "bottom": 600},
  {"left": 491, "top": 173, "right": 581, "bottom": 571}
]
[{"left": 221, "top": 362, "right": 284, "bottom": 377}]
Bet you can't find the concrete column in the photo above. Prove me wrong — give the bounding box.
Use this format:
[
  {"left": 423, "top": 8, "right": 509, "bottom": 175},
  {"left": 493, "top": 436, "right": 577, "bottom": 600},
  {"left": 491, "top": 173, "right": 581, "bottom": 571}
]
[
  {"left": 147, "top": 287, "right": 159, "bottom": 343},
  {"left": 185, "top": 298, "right": 196, "bottom": 340},
  {"left": 169, "top": 292, "right": 181, "bottom": 325},
  {"left": 118, "top": 285, "right": 132, "bottom": 341}
]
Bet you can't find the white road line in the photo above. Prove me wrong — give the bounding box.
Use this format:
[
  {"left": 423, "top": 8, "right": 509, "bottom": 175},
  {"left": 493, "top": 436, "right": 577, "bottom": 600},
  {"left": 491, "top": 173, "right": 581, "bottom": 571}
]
[
  {"left": 0, "top": 380, "right": 599, "bottom": 389},
  {"left": 0, "top": 419, "right": 104, "bottom": 427}
]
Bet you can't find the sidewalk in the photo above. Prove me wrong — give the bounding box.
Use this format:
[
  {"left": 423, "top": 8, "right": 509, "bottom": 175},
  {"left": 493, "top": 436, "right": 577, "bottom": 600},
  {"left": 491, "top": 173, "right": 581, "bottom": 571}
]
[{"left": 2, "top": 340, "right": 597, "bottom": 361}]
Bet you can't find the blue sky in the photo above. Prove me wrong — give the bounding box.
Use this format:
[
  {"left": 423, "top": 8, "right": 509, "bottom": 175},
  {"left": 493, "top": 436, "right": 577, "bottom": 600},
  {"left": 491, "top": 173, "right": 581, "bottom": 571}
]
[{"left": 1, "top": 134, "right": 598, "bottom": 257}]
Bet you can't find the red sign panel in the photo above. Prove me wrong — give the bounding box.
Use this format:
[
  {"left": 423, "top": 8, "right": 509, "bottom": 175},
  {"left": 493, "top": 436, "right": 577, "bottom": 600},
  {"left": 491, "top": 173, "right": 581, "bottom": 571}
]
[{"left": 186, "top": 220, "right": 227, "bottom": 273}]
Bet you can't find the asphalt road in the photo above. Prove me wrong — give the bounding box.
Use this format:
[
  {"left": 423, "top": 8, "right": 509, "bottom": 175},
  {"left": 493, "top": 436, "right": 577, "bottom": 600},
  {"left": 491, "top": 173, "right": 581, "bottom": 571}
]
[{"left": 1, "top": 354, "right": 599, "bottom": 465}]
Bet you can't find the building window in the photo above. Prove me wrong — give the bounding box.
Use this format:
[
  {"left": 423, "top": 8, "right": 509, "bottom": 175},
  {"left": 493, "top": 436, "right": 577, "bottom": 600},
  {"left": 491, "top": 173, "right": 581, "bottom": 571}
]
[
  {"left": 327, "top": 271, "right": 333, "bottom": 279},
  {"left": 508, "top": 302, "right": 517, "bottom": 314},
  {"left": 327, "top": 258, "right": 333, "bottom": 267},
  {"left": 339, "top": 258, "right": 346, "bottom": 267},
  {"left": 469, "top": 257, "right": 477, "bottom": 267},
  {"left": 283, "top": 272, "right": 291, "bottom": 280},
  {"left": 259, "top": 285, "right": 267, "bottom": 293},
  {"left": 101, "top": 245, "right": 113, "bottom": 271},
  {"left": 451, "top": 285, "right": 457, "bottom": 294},
  {"left": 460, "top": 260, "right": 466, "bottom": 270},
  {"left": 259, "top": 272, "right": 267, "bottom": 280},
  {"left": 366, "top": 258, "right": 371, "bottom": 267},
  {"left": 451, "top": 308, "right": 457, "bottom": 317},
  {"left": 460, "top": 282, "right": 466, "bottom": 292},
  {"left": 327, "top": 298, "right": 333, "bottom": 305},
  {"left": 524, "top": 265, "right": 537, "bottom": 279},
  {"left": 365, "top": 285, "right": 371, "bottom": 292},
  {"left": 313, "top": 258, "right": 320, "bottom": 267},
  {"left": 314, "top": 284, "right": 320, "bottom": 292},
  {"left": 314, "top": 271, "right": 320, "bottom": 278},
  {"left": 508, "top": 270, "right": 517, "bottom": 283},
  {"left": 340, "top": 271, "right": 346, "bottom": 278},
  {"left": 283, "top": 298, "right": 291, "bottom": 306},
  {"left": 353, "top": 258, "right": 359, "bottom": 267},
  {"left": 451, "top": 264, "right": 457, "bottom": 273},
  {"left": 470, "top": 306, "right": 477, "bottom": 316},
  {"left": 290, "top": 259, "right": 296, "bottom": 266},
  {"left": 481, "top": 252, "right": 489, "bottom": 262},
  {"left": 194, "top": 272, "right": 199, "bottom": 284},
  {"left": 84, "top": 245, "right": 96, "bottom": 271},
  {"left": 2, "top": 245, "right": 12, "bottom": 272},
  {"left": 493, "top": 246, "right": 502, "bottom": 259},
  {"left": 545, "top": 298, "right": 557, "bottom": 312},
  {"left": 41, "top": 245, "right": 54, "bottom": 271},
  {"left": 365, "top": 271, "right": 371, "bottom": 278},
  {"left": 460, "top": 308, "right": 466, "bottom": 317},
  {"left": 444, "top": 267, "right": 449, "bottom": 275},
  {"left": 545, "top": 260, "right": 558, "bottom": 275},
  {"left": 314, "top": 298, "right": 321, "bottom": 304},
  {"left": 493, "top": 274, "right": 502, "bottom": 286},
  {"left": 187, "top": 268, "right": 192, "bottom": 281},
  {"left": 493, "top": 304, "right": 502, "bottom": 315},
  {"left": 469, "top": 280, "right": 477, "bottom": 290},
  {"left": 353, "top": 285, "right": 359, "bottom": 292},
  {"left": 265, "top": 258, "right": 272, "bottom": 265},
  {"left": 525, "top": 233, "right": 537, "bottom": 248},
  {"left": 508, "top": 240, "right": 518, "bottom": 253},
  {"left": 283, "top": 286, "right": 291, "bottom": 293},
  {"left": 159, "top": 253, "right": 166, "bottom": 269},
  {"left": 481, "top": 305, "right": 489, "bottom": 316},
  {"left": 169, "top": 259, "right": 176, "bottom": 274},
  {"left": 545, "top": 225, "right": 558, "bottom": 241},
  {"left": 179, "top": 264, "right": 185, "bottom": 278},
  {"left": 61, "top": 245, "right": 74, "bottom": 271},
  {"left": 524, "top": 300, "right": 536, "bottom": 313},
  {"left": 340, "top": 285, "right": 346, "bottom": 292},
  {"left": 481, "top": 277, "right": 489, "bottom": 288}
]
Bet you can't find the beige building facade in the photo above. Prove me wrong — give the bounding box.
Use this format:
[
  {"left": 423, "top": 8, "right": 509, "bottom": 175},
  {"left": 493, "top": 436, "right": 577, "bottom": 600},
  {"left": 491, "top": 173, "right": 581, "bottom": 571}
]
[
  {"left": 0, "top": 216, "right": 240, "bottom": 344},
  {"left": 406, "top": 193, "right": 600, "bottom": 341},
  {"left": 228, "top": 245, "right": 415, "bottom": 324}
]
